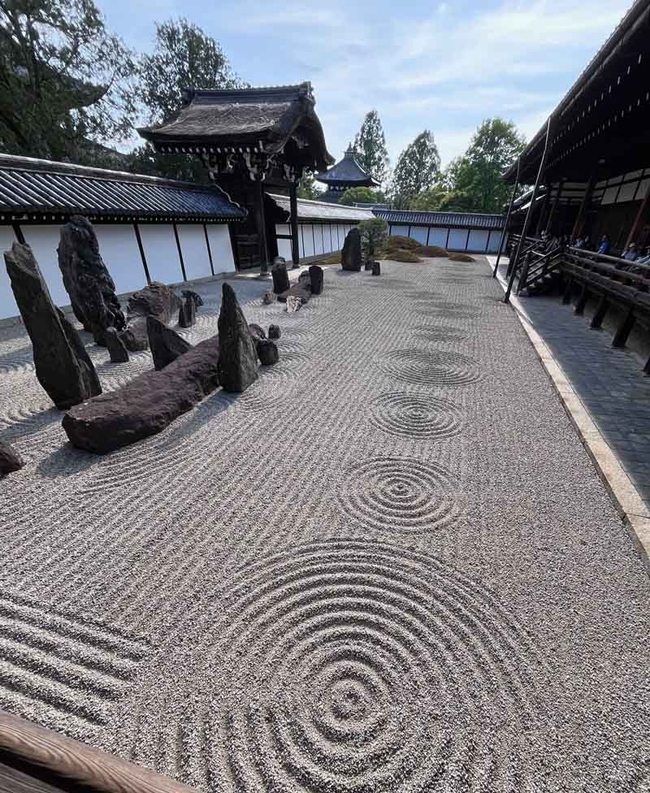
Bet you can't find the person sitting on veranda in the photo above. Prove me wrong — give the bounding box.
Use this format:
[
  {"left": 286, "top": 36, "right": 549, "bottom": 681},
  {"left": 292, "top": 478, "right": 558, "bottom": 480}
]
[
  {"left": 622, "top": 242, "right": 639, "bottom": 261},
  {"left": 635, "top": 246, "right": 650, "bottom": 266},
  {"left": 597, "top": 234, "right": 611, "bottom": 255}
]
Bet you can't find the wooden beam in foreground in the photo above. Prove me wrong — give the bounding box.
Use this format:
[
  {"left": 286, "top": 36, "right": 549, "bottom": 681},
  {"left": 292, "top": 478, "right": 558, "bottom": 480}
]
[{"left": 0, "top": 711, "right": 197, "bottom": 793}]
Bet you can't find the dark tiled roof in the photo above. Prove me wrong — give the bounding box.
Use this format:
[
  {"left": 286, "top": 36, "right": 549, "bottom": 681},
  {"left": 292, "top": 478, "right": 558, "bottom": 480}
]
[
  {"left": 268, "top": 194, "right": 374, "bottom": 222},
  {"left": 139, "top": 83, "right": 333, "bottom": 171},
  {"left": 373, "top": 208, "right": 505, "bottom": 230},
  {"left": 315, "top": 146, "right": 380, "bottom": 186},
  {"left": 0, "top": 154, "right": 246, "bottom": 222}
]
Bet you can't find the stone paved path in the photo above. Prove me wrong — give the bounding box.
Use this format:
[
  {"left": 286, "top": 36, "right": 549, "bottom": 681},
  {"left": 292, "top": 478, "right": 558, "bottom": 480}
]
[
  {"left": 492, "top": 260, "right": 650, "bottom": 516},
  {"left": 1, "top": 257, "right": 649, "bottom": 792}
]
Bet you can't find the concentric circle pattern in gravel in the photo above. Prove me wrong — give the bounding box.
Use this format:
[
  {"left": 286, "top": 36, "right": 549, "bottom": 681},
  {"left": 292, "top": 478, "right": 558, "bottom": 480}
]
[
  {"left": 202, "top": 539, "right": 549, "bottom": 791},
  {"left": 382, "top": 348, "right": 481, "bottom": 386},
  {"left": 338, "top": 457, "right": 462, "bottom": 533},
  {"left": 369, "top": 392, "right": 463, "bottom": 439}
]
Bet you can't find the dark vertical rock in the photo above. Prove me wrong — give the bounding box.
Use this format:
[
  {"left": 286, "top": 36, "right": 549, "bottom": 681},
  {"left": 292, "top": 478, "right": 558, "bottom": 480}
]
[
  {"left": 104, "top": 327, "right": 130, "bottom": 363},
  {"left": 0, "top": 441, "right": 24, "bottom": 477},
  {"left": 268, "top": 324, "right": 281, "bottom": 340},
  {"left": 182, "top": 289, "right": 204, "bottom": 309},
  {"left": 248, "top": 323, "right": 266, "bottom": 341},
  {"left": 4, "top": 242, "right": 102, "bottom": 409},
  {"left": 147, "top": 317, "right": 192, "bottom": 371},
  {"left": 57, "top": 216, "right": 126, "bottom": 345},
  {"left": 120, "top": 282, "right": 182, "bottom": 352},
  {"left": 178, "top": 297, "right": 196, "bottom": 328},
  {"left": 217, "top": 283, "right": 258, "bottom": 392},
  {"left": 372, "top": 262, "right": 381, "bottom": 276},
  {"left": 342, "top": 228, "right": 362, "bottom": 271},
  {"left": 272, "top": 261, "right": 291, "bottom": 294},
  {"left": 257, "top": 339, "right": 279, "bottom": 366},
  {"left": 309, "top": 265, "right": 324, "bottom": 295}
]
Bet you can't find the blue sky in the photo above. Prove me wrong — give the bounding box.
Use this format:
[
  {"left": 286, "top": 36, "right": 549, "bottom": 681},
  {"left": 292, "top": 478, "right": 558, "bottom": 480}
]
[{"left": 99, "top": 0, "right": 632, "bottom": 169}]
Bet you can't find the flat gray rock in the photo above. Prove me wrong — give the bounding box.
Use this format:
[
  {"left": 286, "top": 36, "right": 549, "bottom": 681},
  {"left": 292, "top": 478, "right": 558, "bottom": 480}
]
[{"left": 0, "top": 441, "right": 24, "bottom": 477}]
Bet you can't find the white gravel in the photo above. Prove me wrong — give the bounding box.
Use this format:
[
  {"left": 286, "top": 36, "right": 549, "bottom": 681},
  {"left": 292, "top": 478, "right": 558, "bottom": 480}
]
[{"left": 0, "top": 259, "right": 649, "bottom": 791}]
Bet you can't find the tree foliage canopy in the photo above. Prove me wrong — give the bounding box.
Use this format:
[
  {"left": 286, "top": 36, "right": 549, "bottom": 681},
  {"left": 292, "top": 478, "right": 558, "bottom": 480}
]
[
  {"left": 0, "top": 0, "right": 134, "bottom": 163},
  {"left": 338, "top": 186, "right": 381, "bottom": 206},
  {"left": 443, "top": 118, "right": 525, "bottom": 213},
  {"left": 353, "top": 110, "right": 389, "bottom": 187},
  {"left": 390, "top": 130, "right": 440, "bottom": 209}
]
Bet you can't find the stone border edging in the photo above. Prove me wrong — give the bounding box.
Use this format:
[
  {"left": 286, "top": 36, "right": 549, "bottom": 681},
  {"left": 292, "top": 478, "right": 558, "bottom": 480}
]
[{"left": 490, "top": 260, "right": 650, "bottom": 570}]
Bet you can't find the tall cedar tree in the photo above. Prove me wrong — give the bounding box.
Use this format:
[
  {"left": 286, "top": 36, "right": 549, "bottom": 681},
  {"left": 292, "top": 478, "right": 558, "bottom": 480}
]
[
  {"left": 129, "top": 18, "right": 243, "bottom": 181},
  {"left": 353, "top": 110, "right": 389, "bottom": 187},
  {"left": 444, "top": 118, "right": 525, "bottom": 213},
  {"left": 390, "top": 130, "right": 440, "bottom": 209},
  {"left": 0, "top": 0, "right": 134, "bottom": 163}
]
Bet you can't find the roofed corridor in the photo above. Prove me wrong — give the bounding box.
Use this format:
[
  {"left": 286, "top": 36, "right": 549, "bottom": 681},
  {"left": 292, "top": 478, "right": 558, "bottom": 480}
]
[{"left": 0, "top": 257, "right": 649, "bottom": 790}]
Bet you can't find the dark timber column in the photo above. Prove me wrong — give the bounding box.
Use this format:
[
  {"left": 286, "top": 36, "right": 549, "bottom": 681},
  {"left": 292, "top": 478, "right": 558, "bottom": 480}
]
[
  {"left": 625, "top": 185, "right": 650, "bottom": 248},
  {"left": 535, "top": 186, "right": 551, "bottom": 236},
  {"left": 289, "top": 180, "right": 300, "bottom": 268},
  {"left": 545, "top": 178, "right": 564, "bottom": 234},
  {"left": 493, "top": 156, "right": 520, "bottom": 277},
  {"left": 571, "top": 166, "right": 599, "bottom": 240},
  {"left": 505, "top": 114, "right": 556, "bottom": 304},
  {"left": 255, "top": 179, "right": 270, "bottom": 275}
]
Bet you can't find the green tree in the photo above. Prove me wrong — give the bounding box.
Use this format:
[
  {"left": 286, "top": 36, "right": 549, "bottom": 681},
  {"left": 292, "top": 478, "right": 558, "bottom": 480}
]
[
  {"left": 390, "top": 130, "right": 440, "bottom": 209},
  {"left": 409, "top": 185, "right": 448, "bottom": 211},
  {"left": 0, "top": 0, "right": 135, "bottom": 162},
  {"left": 358, "top": 217, "right": 387, "bottom": 261},
  {"left": 353, "top": 110, "right": 389, "bottom": 186},
  {"left": 338, "top": 186, "right": 382, "bottom": 206},
  {"left": 445, "top": 118, "right": 525, "bottom": 213},
  {"left": 130, "top": 18, "right": 243, "bottom": 180},
  {"left": 297, "top": 171, "right": 323, "bottom": 200}
]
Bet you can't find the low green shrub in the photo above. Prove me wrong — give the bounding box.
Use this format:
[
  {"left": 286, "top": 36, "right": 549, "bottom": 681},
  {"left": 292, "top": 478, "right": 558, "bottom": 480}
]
[
  {"left": 385, "top": 248, "right": 423, "bottom": 263},
  {"left": 420, "top": 245, "right": 449, "bottom": 258},
  {"left": 448, "top": 252, "right": 475, "bottom": 262}
]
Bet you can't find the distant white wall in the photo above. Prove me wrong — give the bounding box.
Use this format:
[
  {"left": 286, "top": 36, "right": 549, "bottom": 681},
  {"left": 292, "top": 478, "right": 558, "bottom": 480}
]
[
  {"left": 0, "top": 226, "right": 18, "bottom": 318},
  {"left": 468, "top": 230, "right": 489, "bottom": 252},
  {"left": 303, "top": 224, "right": 315, "bottom": 257},
  {"left": 177, "top": 224, "right": 212, "bottom": 281},
  {"left": 21, "top": 225, "right": 69, "bottom": 307},
  {"left": 427, "top": 228, "right": 448, "bottom": 247},
  {"left": 94, "top": 225, "right": 147, "bottom": 295},
  {"left": 206, "top": 225, "right": 235, "bottom": 274},
  {"left": 486, "top": 231, "right": 503, "bottom": 253},
  {"left": 447, "top": 229, "right": 469, "bottom": 250},
  {"left": 139, "top": 224, "right": 182, "bottom": 284},
  {"left": 410, "top": 226, "right": 428, "bottom": 244}
]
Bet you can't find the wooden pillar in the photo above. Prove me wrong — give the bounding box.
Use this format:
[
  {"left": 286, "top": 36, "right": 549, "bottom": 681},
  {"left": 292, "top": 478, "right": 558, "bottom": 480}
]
[
  {"left": 504, "top": 115, "right": 556, "bottom": 303},
  {"left": 625, "top": 186, "right": 650, "bottom": 248},
  {"left": 255, "top": 180, "right": 270, "bottom": 274},
  {"left": 493, "top": 157, "right": 520, "bottom": 277},
  {"left": 289, "top": 180, "right": 300, "bottom": 268},
  {"left": 571, "top": 167, "right": 598, "bottom": 240},
  {"left": 545, "top": 178, "right": 564, "bottom": 234},
  {"left": 535, "top": 186, "right": 551, "bottom": 236}
]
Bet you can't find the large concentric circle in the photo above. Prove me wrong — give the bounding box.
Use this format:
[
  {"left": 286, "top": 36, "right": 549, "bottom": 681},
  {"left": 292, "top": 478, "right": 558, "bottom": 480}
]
[
  {"left": 370, "top": 392, "right": 463, "bottom": 439},
  {"left": 413, "top": 325, "right": 467, "bottom": 343},
  {"left": 339, "top": 456, "right": 462, "bottom": 533},
  {"left": 382, "top": 348, "right": 481, "bottom": 386},
  {"left": 201, "top": 539, "right": 550, "bottom": 791}
]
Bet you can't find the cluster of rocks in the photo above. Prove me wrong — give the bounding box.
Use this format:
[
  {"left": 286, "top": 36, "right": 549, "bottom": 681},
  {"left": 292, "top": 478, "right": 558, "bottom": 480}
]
[
  {"left": 265, "top": 261, "right": 324, "bottom": 313},
  {"left": 342, "top": 227, "right": 381, "bottom": 275}
]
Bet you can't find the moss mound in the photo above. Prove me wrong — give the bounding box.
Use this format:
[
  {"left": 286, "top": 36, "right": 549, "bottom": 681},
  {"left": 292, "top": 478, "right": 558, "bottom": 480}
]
[
  {"left": 420, "top": 245, "right": 449, "bottom": 258},
  {"left": 448, "top": 252, "right": 475, "bottom": 263},
  {"left": 320, "top": 254, "right": 341, "bottom": 265},
  {"left": 384, "top": 235, "right": 423, "bottom": 251},
  {"left": 385, "top": 248, "right": 423, "bottom": 263}
]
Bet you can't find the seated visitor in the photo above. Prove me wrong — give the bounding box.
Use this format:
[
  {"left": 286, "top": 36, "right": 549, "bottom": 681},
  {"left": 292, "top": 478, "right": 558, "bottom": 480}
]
[
  {"left": 597, "top": 234, "right": 610, "bottom": 255},
  {"left": 622, "top": 243, "right": 638, "bottom": 261},
  {"left": 636, "top": 246, "right": 650, "bottom": 265}
]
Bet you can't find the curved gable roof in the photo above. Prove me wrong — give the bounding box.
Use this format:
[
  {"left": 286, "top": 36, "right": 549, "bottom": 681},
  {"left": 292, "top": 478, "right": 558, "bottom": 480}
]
[{"left": 315, "top": 146, "right": 380, "bottom": 187}]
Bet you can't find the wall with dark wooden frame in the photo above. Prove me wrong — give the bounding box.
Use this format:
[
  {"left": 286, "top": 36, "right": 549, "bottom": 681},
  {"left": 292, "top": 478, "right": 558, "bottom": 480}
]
[{"left": 386, "top": 223, "right": 505, "bottom": 254}]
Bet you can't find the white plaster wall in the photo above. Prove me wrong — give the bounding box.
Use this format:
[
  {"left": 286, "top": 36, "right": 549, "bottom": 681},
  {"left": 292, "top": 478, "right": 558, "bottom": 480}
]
[
  {"left": 206, "top": 225, "right": 235, "bottom": 274},
  {"left": 277, "top": 238, "right": 292, "bottom": 260},
  {"left": 302, "top": 224, "right": 315, "bottom": 257},
  {"left": 410, "top": 226, "right": 428, "bottom": 244},
  {"left": 447, "top": 230, "right": 469, "bottom": 251},
  {"left": 177, "top": 224, "right": 212, "bottom": 281},
  {"left": 139, "top": 224, "right": 183, "bottom": 284},
  {"left": 468, "top": 230, "right": 489, "bottom": 252},
  {"left": 0, "top": 226, "right": 18, "bottom": 319},
  {"left": 21, "top": 225, "right": 69, "bottom": 307},
  {"left": 93, "top": 225, "right": 147, "bottom": 295},
  {"left": 315, "top": 225, "right": 325, "bottom": 255},
  {"left": 276, "top": 224, "right": 291, "bottom": 238},
  {"left": 487, "top": 231, "right": 504, "bottom": 253},
  {"left": 427, "top": 228, "right": 448, "bottom": 247}
]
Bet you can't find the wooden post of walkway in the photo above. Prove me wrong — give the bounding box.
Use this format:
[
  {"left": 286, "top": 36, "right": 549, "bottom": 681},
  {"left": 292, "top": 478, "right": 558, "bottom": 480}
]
[
  {"left": 625, "top": 184, "right": 650, "bottom": 249},
  {"left": 546, "top": 178, "right": 564, "bottom": 234},
  {"left": 493, "top": 156, "right": 521, "bottom": 278},
  {"left": 571, "top": 167, "right": 598, "bottom": 241},
  {"left": 535, "top": 186, "right": 551, "bottom": 236},
  {"left": 504, "top": 116, "right": 555, "bottom": 304}
]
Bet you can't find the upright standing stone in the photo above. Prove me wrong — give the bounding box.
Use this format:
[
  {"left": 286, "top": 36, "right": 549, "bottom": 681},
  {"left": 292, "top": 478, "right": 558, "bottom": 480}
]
[
  {"left": 57, "top": 216, "right": 126, "bottom": 345},
  {"left": 257, "top": 339, "right": 279, "bottom": 366},
  {"left": 120, "top": 282, "right": 182, "bottom": 352},
  {"left": 372, "top": 262, "right": 381, "bottom": 276},
  {"left": 104, "top": 327, "right": 129, "bottom": 363},
  {"left": 178, "top": 296, "right": 196, "bottom": 328},
  {"left": 309, "top": 265, "right": 324, "bottom": 295},
  {"left": 0, "top": 441, "right": 24, "bottom": 478},
  {"left": 268, "top": 324, "right": 281, "bottom": 340},
  {"left": 4, "top": 242, "right": 102, "bottom": 410},
  {"left": 341, "top": 228, "right": 362, "bottom": 271},
  {"left": 272, "top": 261, "right": 291, "bottom": 294},
  {"left": 217, "top": 283, "right": 258, "bottom": 392},
  {"left": 147, "top": 317, "right": 192, "bottom": 371}
]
